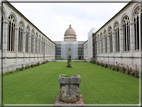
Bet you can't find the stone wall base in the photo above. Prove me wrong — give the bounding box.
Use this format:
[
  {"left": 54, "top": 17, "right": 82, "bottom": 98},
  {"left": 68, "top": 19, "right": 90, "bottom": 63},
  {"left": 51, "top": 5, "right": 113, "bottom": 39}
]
[{"left": 54, "top": 95, "right": 85, "bottom": 107}]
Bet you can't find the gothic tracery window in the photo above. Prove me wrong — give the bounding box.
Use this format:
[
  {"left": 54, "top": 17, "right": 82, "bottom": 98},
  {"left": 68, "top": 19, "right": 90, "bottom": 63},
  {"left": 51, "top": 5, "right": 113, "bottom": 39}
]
[
  {"left": 114, "top": 22, "right": 120, "bottom": 52},
  {"left": 7, "top": 15, "right": 15, "bottom": 51},
  {"left": 18, "top": 22, "right": 24, "bottom": 52},
  {"left": 134, "top": 7, "right": 140, "bottom": 50},
  {"left": 123, "top": 16, "right": 130, "bottom": 51},
  {"left": 108, "top": 26, "right": 113, "bottom": 52}
]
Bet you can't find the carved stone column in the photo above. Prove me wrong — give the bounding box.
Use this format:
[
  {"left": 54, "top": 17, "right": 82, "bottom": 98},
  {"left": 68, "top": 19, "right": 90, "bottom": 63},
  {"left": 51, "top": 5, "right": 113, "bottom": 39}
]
[
  {"left": 3, "top": 20, "right": 8, "bottom": 65},
  {"left": 23, "top": 30, "right": 26, "bottom": 62},
  {"left": 112, "top": 31, "right": 115, "bottom": 64},
  {"left": 107, "top": 34, "right": 110, "bottom": 63},
  {"left": 15, "top": 27, "right": 19, "bottom": 64},
  {"left": 103, "top": 37, "right": 105, "bottom": 53},
  {"left": 44, "top": 42, "right": 46, "bottom": 60},
  {"left": 119, "top": 27, "right": 123, "bottom": 64},
  {"left": 139, "top": 4, "right": 142, "bottom": 72},
  {"left": 97, "top": 41, "right": 99, "bottom": 54},
  {"left": 33, "top": 36, "right": 35, "bottom": 61},
  {"left": 129, "top": 22, "right": 134, "bottom": 68},
  {"left": 28, "top": 34, "right": 31, "bottom": 61}
]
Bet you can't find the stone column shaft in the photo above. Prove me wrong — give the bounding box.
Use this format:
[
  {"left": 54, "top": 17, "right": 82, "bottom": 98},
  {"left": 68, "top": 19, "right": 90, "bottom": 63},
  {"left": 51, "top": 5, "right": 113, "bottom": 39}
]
[
  {"left": 23, "top": 30, "right": 26, "bottom": 62},
  {"left": 139, "top": 4, "right": 142, "bottom": 72},
  {"left": 15, "top": 27, "right": 19, "bottom": 64},
  {"left": 103, "top": 37, "right": 105, "bottom": 53},
  {"left": 28, "top": 34, "right": 31, "bottom": 62},
  {"left": 33, "top": 37, "right": 35, "bottom": 61},
  {"left": 3, "top": 20, "right": 8, "bottom": 65}
]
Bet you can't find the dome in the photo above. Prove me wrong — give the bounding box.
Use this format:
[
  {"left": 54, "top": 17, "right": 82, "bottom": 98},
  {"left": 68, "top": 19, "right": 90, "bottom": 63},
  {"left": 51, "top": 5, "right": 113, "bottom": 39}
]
[{"left": 64, "top": 25, "right": 76, "bottom": 36}]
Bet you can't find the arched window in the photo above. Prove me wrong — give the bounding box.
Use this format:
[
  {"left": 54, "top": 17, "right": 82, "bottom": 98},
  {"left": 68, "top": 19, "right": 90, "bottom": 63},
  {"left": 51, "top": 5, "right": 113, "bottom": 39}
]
[
  {"left": 25, "top": 26, "right": 30, "bottom": 53},
  {"left": 134, "top": 7, "right": 140, "bottom": 50},
  {"left": 104, "top": 30, "right": 107, "bottom": 52},
  {"left": 18, "top": 22, "right": 24, "bottom": 52},
  {"left": 123, "top": 16, "right": 130, "bottom": 51},
  {"left": 108, "top": 26, "right": 113, "bottom": 52},
  {"left": 7, "top": 15, "right": 15, "bottom": 51},
  {"left": 31, "top": 30, "right": 34, "bottom": 53},
  {"left": 100, "top": 33, "right": 103, "bottom": 53},
  {"left": 114, "top": 22, "right": 120, "bottom": 51}
]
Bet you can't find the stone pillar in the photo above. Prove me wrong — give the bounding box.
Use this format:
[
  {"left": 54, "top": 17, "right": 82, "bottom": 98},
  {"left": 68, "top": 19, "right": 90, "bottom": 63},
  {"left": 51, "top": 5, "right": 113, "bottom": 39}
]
[
  {"left": 28, "top": 34, "right": 31, "bottom": 61},
  {"left": 130, "top": 22, "right": 134, "bottom": 68},
  {"left": 112, "top": 31, "right": 115, "bottom": 64},
  {"left": 15, "top": 27, "right": 19, "bottom": 64},
  {"left": 37, "top": 38, "right": 39, "bottom": 61},
  {"left": 103, "top": 37, "right": 105, "bottom": 53},
  {"left": 139, "top": 4, "right": 142, "bottom": 72},
  {"left": 3, "top": 20, "right": 8, "bottom": 66},
  {"left": 99, "top": 40, "right": 101, "bottom": 54},
  {"left": 33, "top": 36, "right": 35, "bottom": 61},
  {"left": 107, "top": 34, "right": 110, "bottom": 63},
  {"left": 23, "top": 30, "right": 26, "bottom": 62},
  {"left": 119, "top": 27, "right": 123, "bottom": 63},
  {"left": 44, "top": 42, "right": 46, "bottom": 60},
  {"left": 97, "top": 41, "right": 99, "bottom": 54}
]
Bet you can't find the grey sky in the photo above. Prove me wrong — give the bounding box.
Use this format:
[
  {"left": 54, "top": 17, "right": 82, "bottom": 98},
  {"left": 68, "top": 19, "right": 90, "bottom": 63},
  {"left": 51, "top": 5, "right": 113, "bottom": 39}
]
[{"left": 11, "top": 2, "right": 129, "bottom": 41}]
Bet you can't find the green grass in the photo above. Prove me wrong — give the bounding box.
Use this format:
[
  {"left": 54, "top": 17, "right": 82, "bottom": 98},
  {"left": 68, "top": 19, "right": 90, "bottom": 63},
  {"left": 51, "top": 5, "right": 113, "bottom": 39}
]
[{"left": 3, "top": 62, "right": 139, "bottom": 104}]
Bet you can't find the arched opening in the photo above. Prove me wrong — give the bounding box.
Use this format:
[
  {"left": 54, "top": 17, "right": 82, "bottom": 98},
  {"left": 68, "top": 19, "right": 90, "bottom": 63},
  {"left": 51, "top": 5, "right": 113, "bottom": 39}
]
[
  {"left": 25, "top": 26, "right": 30, "bottom": 53},
  {"left": 133, "top": 7, "right": 140, "bottom": 50},
  {"left": 123, "top": 16, "right": 130, "bottom": 51},
  {"left": 18, "top": 22, "right": 24, "bottom": 52},
  {"left": 108, "top": 26, "right": 113, "bottom": 52},
  {"left": 114, "top": 22, "right": 120, "bottom": 52},
  {"left": 7, "top": 15, "right": 15, "bottom": 52}
]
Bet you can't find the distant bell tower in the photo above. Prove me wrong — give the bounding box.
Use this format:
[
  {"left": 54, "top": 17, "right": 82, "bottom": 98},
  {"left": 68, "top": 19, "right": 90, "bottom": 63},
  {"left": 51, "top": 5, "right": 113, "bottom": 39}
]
[{"left": 64, "top": 25, "right": 77, "bottom": 41}]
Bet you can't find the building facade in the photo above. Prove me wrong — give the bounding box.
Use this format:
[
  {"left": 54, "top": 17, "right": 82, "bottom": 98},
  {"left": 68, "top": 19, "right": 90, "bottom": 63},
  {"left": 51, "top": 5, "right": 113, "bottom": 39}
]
[
  {"left": 54, "top": 25, "right": 84, "bottom": 59},
  {"left": 0, "top": 2, "right": 55, "bottom": 72},
  {"left": 90, "top": 2, "right": 142, "bottom": 71}
]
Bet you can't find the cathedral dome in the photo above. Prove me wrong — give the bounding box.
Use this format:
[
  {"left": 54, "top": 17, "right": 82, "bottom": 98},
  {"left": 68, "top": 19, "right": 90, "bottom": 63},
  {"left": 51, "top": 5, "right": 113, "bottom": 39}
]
[
  {"left": 64, "top": 25, "right": 76, "bottom": 36},
  {"left": 64, "top": 25, "right": 77, "bottom": 41}
]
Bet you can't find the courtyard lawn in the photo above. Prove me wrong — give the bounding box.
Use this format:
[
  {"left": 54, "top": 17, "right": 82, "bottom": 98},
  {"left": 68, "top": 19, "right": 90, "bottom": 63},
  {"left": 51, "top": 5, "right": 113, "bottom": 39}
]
[{"left": 3, "top": 62, "right": 139, "bottom": 104}]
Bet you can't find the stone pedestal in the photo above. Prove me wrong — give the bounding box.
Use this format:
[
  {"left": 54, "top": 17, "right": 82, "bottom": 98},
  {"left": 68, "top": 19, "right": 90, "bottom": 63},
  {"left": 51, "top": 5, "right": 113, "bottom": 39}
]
[
  {"left": 58, "top": 75, "right": 81, "bottom": 103},
  {"left": 67, "top": 63, "right": 72, "bottom": 68},
  {"left": 54, "top": 95, "right": 85, "bottom": 107}
]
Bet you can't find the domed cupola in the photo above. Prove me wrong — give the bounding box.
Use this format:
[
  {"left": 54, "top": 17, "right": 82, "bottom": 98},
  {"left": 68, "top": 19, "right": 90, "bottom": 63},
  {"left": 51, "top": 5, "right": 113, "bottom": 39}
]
[{"left": 64, "top": 25, "right": 77, "bottom": 41}]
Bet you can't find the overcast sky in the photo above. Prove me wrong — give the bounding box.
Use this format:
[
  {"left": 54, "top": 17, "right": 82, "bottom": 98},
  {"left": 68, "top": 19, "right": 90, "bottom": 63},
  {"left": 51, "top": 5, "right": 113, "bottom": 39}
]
[{"left": 11, "top": 1, "right": 130, "bottom": 41}]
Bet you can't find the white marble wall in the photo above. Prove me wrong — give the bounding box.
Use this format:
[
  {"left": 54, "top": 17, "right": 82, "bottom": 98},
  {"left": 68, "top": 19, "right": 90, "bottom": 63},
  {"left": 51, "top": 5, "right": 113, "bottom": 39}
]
[
  {"left": 83, "top": 41, "right": 88, "bottom": 60},
  {"left": 0, "top": 2, "right": 55, "bottom": 72},
  {"left": 93, "top": 2, "right": 142, "bottom": 71}
]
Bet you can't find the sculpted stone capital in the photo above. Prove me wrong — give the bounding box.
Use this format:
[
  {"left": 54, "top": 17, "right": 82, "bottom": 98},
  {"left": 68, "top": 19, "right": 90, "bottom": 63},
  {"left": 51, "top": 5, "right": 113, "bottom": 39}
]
[{"left": 3, "top": 20, "right": 8, "bottom": 24}]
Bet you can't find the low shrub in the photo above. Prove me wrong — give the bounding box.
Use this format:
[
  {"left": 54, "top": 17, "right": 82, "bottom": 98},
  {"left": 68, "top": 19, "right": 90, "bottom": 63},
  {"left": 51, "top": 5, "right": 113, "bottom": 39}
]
[
  {"left": 135, "top": 71, "right": 139, "bottom": 77},
  {"left": 116, "top": 65, "right": 119, "bottom": 71},
  {"left": 112, "top": 65, "right": 115, "bottom": 71},
  {"left": 122, "top": 67, "right": 126, "bottom": 73},
  {"left": 92, "top": 60, "right": 96, "bottom": 64},
  {"left": 31, "top": 64, "right": 34, "bottom": 67},
  {"left": 104, "top": 63, "right": 108, "bottom": 68},
  {"left": 127, "top": 67, "right": 132, "bottom": 74}
]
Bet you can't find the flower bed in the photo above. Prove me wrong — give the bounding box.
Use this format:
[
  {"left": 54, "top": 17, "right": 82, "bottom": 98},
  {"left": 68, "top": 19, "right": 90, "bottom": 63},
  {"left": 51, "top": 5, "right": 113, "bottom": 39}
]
[
  {"left": 3, "top": 60, "right": 49, "bottom": 76},
  {"left": 90, "top": 59, "right": 139, "bottom": 78}
]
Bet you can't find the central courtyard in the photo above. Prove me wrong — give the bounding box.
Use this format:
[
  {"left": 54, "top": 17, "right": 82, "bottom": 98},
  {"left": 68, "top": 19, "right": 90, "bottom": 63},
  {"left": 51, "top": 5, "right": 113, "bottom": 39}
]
[{"left": 3, "top": 62, "right": 139, "bottom": 104}]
